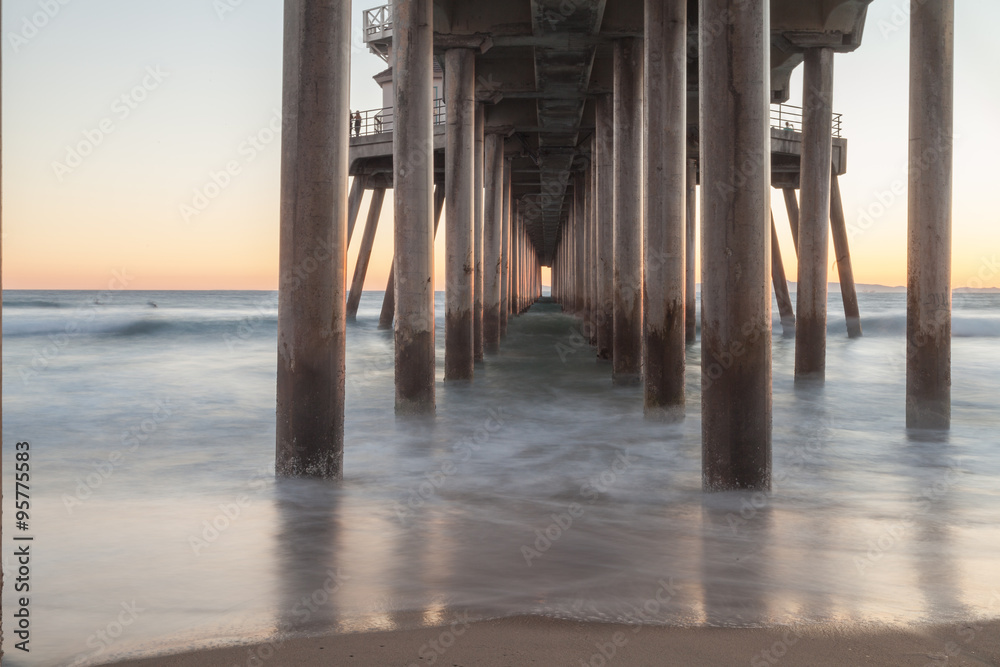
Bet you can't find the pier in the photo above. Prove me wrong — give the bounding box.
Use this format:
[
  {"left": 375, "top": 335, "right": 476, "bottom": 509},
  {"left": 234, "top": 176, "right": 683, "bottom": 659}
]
[{"left": 276, "top": 0, "right": 955, "bottom": 490}]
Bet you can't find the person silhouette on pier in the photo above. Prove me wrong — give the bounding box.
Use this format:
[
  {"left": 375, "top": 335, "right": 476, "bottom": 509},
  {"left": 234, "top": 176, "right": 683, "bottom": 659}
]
[{"left": 353, "top": 111, "right": 362, "bottom": 137}]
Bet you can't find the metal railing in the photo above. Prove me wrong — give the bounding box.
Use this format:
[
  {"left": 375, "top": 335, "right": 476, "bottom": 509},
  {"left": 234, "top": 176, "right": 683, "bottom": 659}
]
[
  {"left": 349, "top": 101, "right": 839, "bottom": 140},
  {"left": 363, "top": 5, "right": 392, "bottom": 43},
  {"left": 771, "top": 104, "right": 843, "bottom": 137},
  {"left": 350, "top": 100, "right": 447, "bottom": 139}
]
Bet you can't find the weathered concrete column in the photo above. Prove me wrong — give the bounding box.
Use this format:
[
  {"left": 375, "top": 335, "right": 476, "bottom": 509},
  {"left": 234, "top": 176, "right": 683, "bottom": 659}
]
[
  {"left": 795, "top": 47, "right": 834, "bottom": 380},
  {"left": 276, "top": 0, "right": 351, "bottom": 478},
  {"left": 511, "top": 203, "right": 520, "bottom": 317},
  {"left": 483, "top": 133, "right": 504, "bottom": 352},
  {"left": 347, "top": 187, "right": 385, "bottom": 319},
  {"left": 643, "top": 0, "right": 687, "bottom": 418},
  {"left": 783, "top": 188, "right": 800, "bottom": 253},
  {"left": 686, "top": 158, "right": 697, "bottom": 344},
  {"left": 700, "top": 0, "right": 771, "bottom": 491},
  {"left": 474, "top": 104, "right": 485, "bottom": 360},
  {"left": 575, "top": 172, "right": 587, "bottom": 317},
  {"left": 444, "top": 48, "right": 476, "bottom": 381},
  {"left": 830, "top": 175, "right": 862, "bottom": 338},
  {"left": 613, "top": 37, "right": 644, "bottom": 385},
  {"left": 393, "top": 0, "right": 435, "bottom": 413},
  {"left": 378, "top": 186, "right": 443, "bottom": 331},
  {"left": 347, "top": 176, "right": 365, "bottom": 243},
  {"left": 589, "top": 153, "right": 599, "bottom": 341},
  {"left": 907, "top": 0, "right": 953, "bottom": 429},
  {"left": 596, "top": 94, "right": 614, "bottom": 360},
  {"left": 500, "top": 158, "right": 512, "bottom": 335},
  {"left": 771, "top": 213, "right": 796, "bottom": 336}
]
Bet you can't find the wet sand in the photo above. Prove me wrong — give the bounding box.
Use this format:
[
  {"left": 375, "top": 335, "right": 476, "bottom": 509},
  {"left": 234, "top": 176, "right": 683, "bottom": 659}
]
[{"left": 108, "top": 616, "right": 1000, "bottom": 666}]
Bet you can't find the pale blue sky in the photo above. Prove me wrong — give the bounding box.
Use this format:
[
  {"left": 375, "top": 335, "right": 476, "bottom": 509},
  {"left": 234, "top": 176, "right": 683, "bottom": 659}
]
[{"left": 2, "top": 0, "right": 998, "bottom": 289}]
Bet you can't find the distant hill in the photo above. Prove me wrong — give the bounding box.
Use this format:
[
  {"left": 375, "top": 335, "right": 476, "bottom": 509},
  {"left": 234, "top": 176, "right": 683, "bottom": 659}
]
[
  {"left": 780, "top": 283, "right": 998, "bottom": 294},
  {"left": 784, "top": 282, "right": 906, "bottom": 293}
]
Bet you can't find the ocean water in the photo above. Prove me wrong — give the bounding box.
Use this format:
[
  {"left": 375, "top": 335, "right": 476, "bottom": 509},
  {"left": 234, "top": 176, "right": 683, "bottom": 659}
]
[{"left": 2, "top": 289, "right": 1000, "bottom": 666}]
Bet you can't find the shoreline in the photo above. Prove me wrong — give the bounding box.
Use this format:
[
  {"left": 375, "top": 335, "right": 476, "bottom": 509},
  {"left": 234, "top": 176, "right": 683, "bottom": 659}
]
[{"left": 105, "top": 615, "right": 1000, "bottom": 667}]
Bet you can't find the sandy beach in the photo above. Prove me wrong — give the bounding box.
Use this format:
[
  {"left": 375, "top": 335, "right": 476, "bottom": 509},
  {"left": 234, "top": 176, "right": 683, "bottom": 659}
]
[{"left": 108, "top": 616, "right": 1000, "bottom": 667}]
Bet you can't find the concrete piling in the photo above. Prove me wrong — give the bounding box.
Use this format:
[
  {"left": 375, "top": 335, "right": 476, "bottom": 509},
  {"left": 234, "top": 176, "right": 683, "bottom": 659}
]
[
  {"left": 771, "top": 213, "right": 796, "bottom": 336},
  {"left": 830, "top": 175, "right": 863, "bottom": 338},
  {"left": 907, "top": 0, "right": 953, "bottom": 429},
  {"left": 643, "top": 0, "right": 687, "bottom": 419},
  {"left": 483, "top": 133, "right": 504, "bottom": 353},
  {"left": 392, "top": 0, "right": 436, "bottom": 413},
  {"left": 783, "top": 187, "right": 800, "bottom": 253},
  {"left": 686, "top": 158, "right": 697, "bottom": 344},
  {"left": 444, "top": 48, "right": 476, "bottom": 381},
  {"left": 500, "top": 159, "right": 512, "bottom": 336},
  {"left": 596, "top": 95, "right": 614, "bottom": 361},
  {"left": 612, "top": 37, "right": 644, "bottom": 386},
  {"left": 474, "top": 104, "right": 485, "bottom": 361},
  {"left": 347, "top": 187, "right": 386, "bottom": 320},
  {"left": 276, "top": 0, "right": 352, "bottom": 478},
  {"left": 699, "top": 0, "right": 772, "bottom": 491},
  {"left": 378, "top": 186, "right": 444, "bottom": 332},
  {"left": 795, "top": 47, "right": 835, "bottom": 381}
]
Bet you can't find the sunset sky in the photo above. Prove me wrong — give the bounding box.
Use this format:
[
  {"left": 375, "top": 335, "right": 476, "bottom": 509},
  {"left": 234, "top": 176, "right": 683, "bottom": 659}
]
[{"left": 2, "top": 0, "right": 998, "bottom": 290}]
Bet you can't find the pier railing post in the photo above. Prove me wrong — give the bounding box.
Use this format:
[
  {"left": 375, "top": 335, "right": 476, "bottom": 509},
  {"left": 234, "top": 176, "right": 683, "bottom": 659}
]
[
  {"left": 392, "top": 0, "right": 436, "bottom": 413},
  {"left": 276, "top": 0, "right": 352, "bottom": 478},
  {"left": 643, "top": 0, "right": 687, "bottom": 419},
  {"left": 907, "top": 0, "right": 953, "bottom": 429},
  {"left": 700, "top": 0, "right": 772, "bottom": 491}
]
